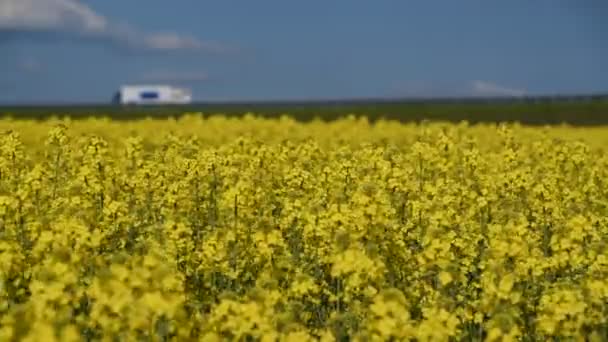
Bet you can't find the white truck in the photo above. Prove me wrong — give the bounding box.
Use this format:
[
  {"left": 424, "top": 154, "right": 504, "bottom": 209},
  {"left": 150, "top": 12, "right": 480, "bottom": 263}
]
[{"left": 113, "top": 85, "right": 192, "bottom": 105}]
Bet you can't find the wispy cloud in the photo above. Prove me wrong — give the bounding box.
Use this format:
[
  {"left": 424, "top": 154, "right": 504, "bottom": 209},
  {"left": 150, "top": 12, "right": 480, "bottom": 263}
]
[
  {"left": 0, "top": 0, "right": 108, "bottom": 32},
  {"left": 0, "top": 0, "right": 230, "bottom": 52},
  {"left": 471, "top": 80, "right": 526, "bottom": 97},
  {"left": 139, "top": 70, "right": 210, "bottom": 84}
]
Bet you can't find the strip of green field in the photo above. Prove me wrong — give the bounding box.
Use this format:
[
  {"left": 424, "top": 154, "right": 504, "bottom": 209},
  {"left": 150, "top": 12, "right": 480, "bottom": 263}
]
[{"left": 2, "top": 99, "right": 608, "bottom": 125}]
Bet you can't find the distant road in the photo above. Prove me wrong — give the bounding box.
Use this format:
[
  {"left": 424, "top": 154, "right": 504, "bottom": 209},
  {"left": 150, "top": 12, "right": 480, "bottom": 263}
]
[{"left": 1, "top": 94, "right": 608, "bottom": 125}]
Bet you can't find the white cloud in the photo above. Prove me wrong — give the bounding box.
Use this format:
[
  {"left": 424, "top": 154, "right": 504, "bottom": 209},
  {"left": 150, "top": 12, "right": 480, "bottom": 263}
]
[
  {"left": 0, "top": 0, "right": 226, "bottom": 52},
  {"left": 0, "top": 0, "right": 107, "bottom": 32},
  {"left": 140, "top": 70, "right": 210, "bottom": 83},
  {"left": 144, "top": 33, "right": 204, "bottom": 51},
  {"left": 471, "top": 80, "right": 526, "bottom": 97}
]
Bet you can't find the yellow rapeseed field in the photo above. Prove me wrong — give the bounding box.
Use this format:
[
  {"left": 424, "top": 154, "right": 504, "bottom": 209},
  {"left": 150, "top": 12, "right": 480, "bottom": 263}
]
[{"left": 0, "top": 113, "right": 607, "bottom": 341}]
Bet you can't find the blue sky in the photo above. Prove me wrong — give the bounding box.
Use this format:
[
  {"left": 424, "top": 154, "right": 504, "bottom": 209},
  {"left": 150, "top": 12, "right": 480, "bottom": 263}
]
[{"left": 1, "top": 0, "right": 607, "bottom": 103}]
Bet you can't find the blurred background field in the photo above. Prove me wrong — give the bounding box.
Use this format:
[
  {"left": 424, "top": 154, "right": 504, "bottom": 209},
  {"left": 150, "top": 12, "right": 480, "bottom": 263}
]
[{"left": 2, "top": 97, "right": 608, "bottom": 125}]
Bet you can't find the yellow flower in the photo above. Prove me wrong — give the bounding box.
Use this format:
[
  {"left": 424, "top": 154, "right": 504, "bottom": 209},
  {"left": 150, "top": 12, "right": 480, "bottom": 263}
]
[
  {"left": 0, "top": 114, "right": 606, "bottom": 340},
  {"left": 438, "top": 271, "right": 453, "bottom": 286}
]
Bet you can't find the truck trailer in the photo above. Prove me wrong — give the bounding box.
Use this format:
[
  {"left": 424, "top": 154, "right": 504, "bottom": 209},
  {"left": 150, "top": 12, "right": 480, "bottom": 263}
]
[{"left": 113, "top": 85, "right": 192, "bottom": 105}]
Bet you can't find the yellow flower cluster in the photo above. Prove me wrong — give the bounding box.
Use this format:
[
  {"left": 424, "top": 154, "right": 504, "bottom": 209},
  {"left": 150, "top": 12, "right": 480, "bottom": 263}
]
[{"left": 0, "top": 113, "right": 607, "bottom": 341}]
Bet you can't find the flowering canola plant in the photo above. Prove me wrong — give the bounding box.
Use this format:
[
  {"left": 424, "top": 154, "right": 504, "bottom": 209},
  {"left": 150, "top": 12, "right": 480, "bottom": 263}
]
[{"left": 0, "top": 113, "right": 607, "bottom": 341}]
